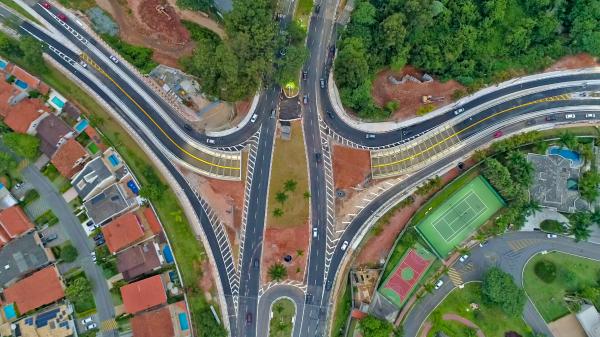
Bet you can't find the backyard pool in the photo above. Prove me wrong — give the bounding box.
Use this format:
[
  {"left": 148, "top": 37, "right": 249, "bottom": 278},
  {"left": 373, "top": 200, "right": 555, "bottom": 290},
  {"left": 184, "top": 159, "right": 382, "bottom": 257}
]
[
  {"left": 74, "top": 119, "right": 89, "bottom": 133},
  {"left": 14, "top": 79, "right": 28, "bottom": 89},
  {"left": 0, "top": 59, "right": 7, "bottom": 70},
  {"left": 178, "top": 313, "right": 189, "bottom": 331},
  {"left": 51, "top": 96, "right": 65, "bottom": 109},
  {"left": 549, "top": 146, "right": 582, "bottom": 166},
  {"left": 3, "top": 304, "right": 16, "bottom": 320}
]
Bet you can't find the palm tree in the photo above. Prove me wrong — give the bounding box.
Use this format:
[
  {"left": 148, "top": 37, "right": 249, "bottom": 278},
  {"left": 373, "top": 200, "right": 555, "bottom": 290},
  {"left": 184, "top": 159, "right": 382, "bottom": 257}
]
[
  {"left": 571, "top": 222, "right": 592, "bottom": 242},
  {"left": 523, "top": 199, "right": 542, "bottom": 217},
  {"left": 275, "top": 191, "right": 288, "bottom": 204},
  {"left": 268, "top": 263, "right": 287, "bottom": 281},
  {"left": 273, "top": 208, "right": 284, "bottom": 217},
  {"left": 274, "top": 304, "right": 284, "bottom": 315},
  {"left": 283, "top": 179, "right": 298, "bottom": 192},
  {"left": 559, "top": 131, "right": 577, "bottom": 149},
  {"left": 534, "top": 140, "right": 549, "bottom": 154}
]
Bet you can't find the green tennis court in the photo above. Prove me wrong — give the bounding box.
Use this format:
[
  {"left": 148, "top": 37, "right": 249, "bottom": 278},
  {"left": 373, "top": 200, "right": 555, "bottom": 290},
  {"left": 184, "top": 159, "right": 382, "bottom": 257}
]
[{"left": 416, "top": 176, "right": 504, "bottom": 257}]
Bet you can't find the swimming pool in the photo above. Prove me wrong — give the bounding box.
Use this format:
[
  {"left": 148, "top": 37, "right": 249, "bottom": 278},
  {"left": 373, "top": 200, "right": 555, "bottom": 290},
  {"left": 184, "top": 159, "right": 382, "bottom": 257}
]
[
  {"left": 178, "top": 313, "right": 189, "bottom": 331},
  {"left": 14, "top": 79, "right": 27, "bottom": 89},
  {"left": 108, "top": 154, "right": 120, "bottom": 167},
  {"left": 0, "top": 59, "right": 7, "bottom": 70},
  {"left": 74, "top": 119, "right": 89, "bottom": 133},
  {"left": 163, "top": 245, "right": 174, "bottom": 264},
  {"left": 3, "top": 304, "right": 16, "bottom": 320},
  {"left": 549, "top": 146, "right": 582, "bottom": 166},
  {"left": 51, "top": 96, "right": 65, "bottom": 109}
]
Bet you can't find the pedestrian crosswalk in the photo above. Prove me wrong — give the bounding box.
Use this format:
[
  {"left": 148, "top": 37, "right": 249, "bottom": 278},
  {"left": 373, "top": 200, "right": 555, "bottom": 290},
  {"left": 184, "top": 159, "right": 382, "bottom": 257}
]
[
  {"left": 448, "top": 268, "right": 463, "bottom": 286},
  {"left": 100, "top": 319, "right": 118, "bottom": 332},
  {"left": 508, "top": 239, "right": 539, "bottom": 252}
]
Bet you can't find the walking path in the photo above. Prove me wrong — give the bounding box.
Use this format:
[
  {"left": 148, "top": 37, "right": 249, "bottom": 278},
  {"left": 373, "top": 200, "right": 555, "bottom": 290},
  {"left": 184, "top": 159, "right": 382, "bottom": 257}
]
[{"left": 443, "top": 313, "right": 486, "bottom": 337}]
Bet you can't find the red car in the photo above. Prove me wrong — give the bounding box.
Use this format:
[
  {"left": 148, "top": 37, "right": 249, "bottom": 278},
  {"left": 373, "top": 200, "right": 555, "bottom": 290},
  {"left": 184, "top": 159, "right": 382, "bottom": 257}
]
[
  {"left": 41, "top": 2, "right": 51, "bottom": 9},
  {"left": 493, "top": 130, "right": 503, "bottom": 138},
  {"left": 58, "top": 13, "right": 67, "bottom": 21}
]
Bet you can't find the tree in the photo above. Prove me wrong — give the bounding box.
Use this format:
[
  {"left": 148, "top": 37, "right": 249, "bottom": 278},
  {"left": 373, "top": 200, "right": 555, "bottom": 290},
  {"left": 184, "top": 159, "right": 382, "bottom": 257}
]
[
  {"left": 3, "top": 133, "right": 40, "bottom": 160},
  {"left": 359, "top": 315, "right": 393, "bottom": 337},
  {"left": 303, "top": 191, "right": 311, "bottom": 199},
  {"left": 273, "top": 208, "right": 284, "bottom": 217},
  {"left": 283, "top": 179, "right": 298, "bottom": 192},
  {"left": 482, "top": 267, "right": 526, "bottom": 317},
  {"left": 579, "top": 170, "right": 600, "bottom": 203},
  {"left": 0, "top": 152, "right": 17, "bottom": 174},
  {"left": 559, "top": 131, "right": 578, "bottom": 150},
  {"left": 60, "top": 244, "right": 78, "bottom": 263},
  {"left": 523, "top": 200, "right": 542, "bottom": 217},
  {"left": 268, "top": 263, "right": 287, "bottom": 281},
  {"left": 66, "top": 276, "right": 92, "bottom": 304},
  {"left": 20, "top": 37, "right": 47, "bottom": 74},
  {"left": 275, "top": 191, "right": 288, "bottom": 204},
  {"left": 504, "top": 151, "right": 533, "bottom": 187},
  {"left": 569, "top": 212, "right": 593, "bottom": 242}
]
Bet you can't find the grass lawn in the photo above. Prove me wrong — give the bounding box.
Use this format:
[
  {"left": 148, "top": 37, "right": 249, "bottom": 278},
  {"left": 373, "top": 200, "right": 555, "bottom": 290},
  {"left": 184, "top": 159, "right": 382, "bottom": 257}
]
[
  {"left": 267, "top": 121, "right": 309, "bottom": 228},
  {"left": 294, "top": 0, "right": 313, "bottom": 24},
  {"left": 0, "top": 0, "right": 40, "bottom": 24},
  {"left": 42, "top": 163, "right": 60, "bottom": 181},
  {"left": 269, "top": 298, "right": 295, "bottom": 337},
  {"left": 425, "top": 283, "right": 531, "bottom": 337},
  {"left": 524, "top": 252, "right": 600, "bottom": 322},
  {"left": 57, "top": 0, "right": 96, "bottom": 11},
  {"left": 331, "top": 280, "right": 352, "bottom": 337},
  {"left": 87, "top": 142, "right": 100, "bottom": 154},
  {"left": 34, "top": 209, "right": 59, "bottom": 226}
]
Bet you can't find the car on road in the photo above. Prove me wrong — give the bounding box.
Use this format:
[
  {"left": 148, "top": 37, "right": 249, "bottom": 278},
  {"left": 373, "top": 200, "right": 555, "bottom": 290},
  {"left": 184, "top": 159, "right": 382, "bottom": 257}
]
[
  {"left": 305, "top": 293, "right": 313, "bottom": 304},
  {"left": 545, "top": 115, "right": 557, "bottom": 121},
  {"left": 526, "top": 119, "right": 536, "bottom": 125},
  {"left": 547, "top": 233, "right": 558, "bottom": 239},
  {"left": 206, "top": 138, "right": 215, "bottom": 144},
  {"left": 459, "top": 254, "right": 469, "bottom": 262},
  {"left": 434, "top": 279, "right": 444, "bottom": 290},
  {"left": 313, "top": 227, "right": 317, "bottom": 238},
  {"left": 365, "top": 133, "right": 376, "bottom": 139},
  {"left": 326, "top": 110, "right": 334, "bottom": 119},
  {"left": 402, "top": 129, "right": 412, "bottom": 137},
  {"left": 270, "top": 109, "right": 276, "bottom": 119},
  {"left": 79, "top": 61, "right": 87, "bottom": 68},
  {"left": 91, "top": 251, "right": 96, "bottom": 263},
  {"left": 314, "top": 4, "right": 321, "bottom": 13},
  {"left": 565, "top": 113, "right": 576, "bottom": 119},
  {"left": 325, "top": 279, "right": 332, "bottom": 291},
  {"left": 253, "top": 259, "right": 259, "bottom": 268},
  {"left": 320, "top": 78, "right": 325, "bottom": 88},
  {"left": 493, "top": 130, "right": 503, "bottom": 138},
  {"left": 586, "top": 113, "right": 596, "bottom": 118},
  {"left": 58, "top": 13, "right": 67, "bottom": 21},
  {"left": 315, "top": 153, "right": 322, "bottom": 164},
  {"left": 250, "top": 114, "right": 258, "bottom": 123},
  {"left": 478, "top": 240, "right": 488, "bottom": 247},
  {"left": 246, "top": 313, "right": 252, "bottom": 324},
  {"left": 302, "top": 71, "right": 308, "bottom": 81},
  {"left": 453, "top": 107, "right": 464, "bottom": 115},
  {"left": 340, "top": 240, "right": 349, "bottom": 251},
  {"left": 81, "top": 317, "right": 93, "bottom": 325},
  {"left": 109, "top": 55, "right": 119, "bottom": 64},
  {"left": 303, "top": 94, "right": 308, "bottom": 104},
  {"left": 41, "top": 2, "right": 51, "bottom": 9},
  {"left": 86, "top": 323, "right": 97, "bottom": 330}
]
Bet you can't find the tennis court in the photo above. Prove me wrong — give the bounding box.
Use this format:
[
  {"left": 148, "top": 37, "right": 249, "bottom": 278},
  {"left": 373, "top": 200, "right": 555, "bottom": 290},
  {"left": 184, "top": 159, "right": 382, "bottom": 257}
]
[
  {"left": 378, "top": 244, "right": 435, "bottom": 308},
  {"left": 416, "top": 176, "right": 504, "bottom": 257}
]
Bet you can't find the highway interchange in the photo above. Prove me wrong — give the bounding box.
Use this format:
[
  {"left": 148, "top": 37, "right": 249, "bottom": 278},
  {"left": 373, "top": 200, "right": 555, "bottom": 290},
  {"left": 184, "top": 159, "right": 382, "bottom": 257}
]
[{"left": 3, "top": 0, "right": 600, "bottom": 336}]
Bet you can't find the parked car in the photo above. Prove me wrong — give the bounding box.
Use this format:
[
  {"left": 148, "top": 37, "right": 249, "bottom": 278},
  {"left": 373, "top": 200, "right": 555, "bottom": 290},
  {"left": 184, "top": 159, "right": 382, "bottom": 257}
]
[
  {"left": 79, "top": 61, "right": 87, "bottom": 68},
  {"left": 41, "top": 233, "right": 58, "bottom": 244},
  {"left": 313, "top": 227, "right": 318, "bottom": 238},
  {"left": 206, "top": 138, "right": 215, "bottom": 144},
  {"left": 81, "top": 317, "right": 93, "bottom": 325},
  {"left": 183, "top": 123, "right": 192, "bottom": 131},
  {"left": 526, "top": 119, "right": 536, "bottom": 125},
  {"left": 303, "top": 95, "right": 308, "bottom": 104},
  {"left": 340, "top": 240, "right": 349, "bottom": 251},
  {"left": 253, "top": 259, "right": 259, "bottom": 268},
  {"left": 41, "top": 2, "right": 51, "bottom": 9},
  {"left": 365, "top": 133, "right": 376, "bottom": 139},
  {"left": 493, "top": 130, "right": 503, "bottom": 138},
  {"left": 434, "top": 279, "right": 444, "bottom": 290},
  {"left": 250, "top": 114, "right": 258, "bottom": 123},
  {"left": 565, "top": 113, "right": 576, "bottom": 119},
  {"left": 545, "top": 115, "right": 557, "bottom": 121},
  {"left": 302, "top": 71, "right": 308, "bottom": 81},
  {"left": 58, "top": 13, "right": 67, "bottom": 21},
  {"left": 91, "top": 251, "right": 97, "bottom": 263},
  {"left": 478, "top": 240, "right": 488, "bottom": 247},
  {"left": 320, "top": 78, "right": 325, "bottom": 88},
  {"left": 546, "top": 233, "right": 557, "bottom": 239},
  {"left": 86, "top": 322, "right": 97, "bottom": 330},
  {"left": 459, "top": 254, "right": 469, "bottom": 262},
  {"left": 93, "top": 233, "right": 104, "bottom": 241},
  {"left": 325, "top": 280, "right": 332, "bottom": 291},
  {"left": 314, "top": 4, "right": 321, "bottom": 13},
  {"left": 95, "top": 238, "right": 105, "bottom": 246},
  {"left": 109, "top": 55, "right": 119, "bottom": 63},
  {"left": 270, "top": 109, "right": 276, "bottom": 119}
]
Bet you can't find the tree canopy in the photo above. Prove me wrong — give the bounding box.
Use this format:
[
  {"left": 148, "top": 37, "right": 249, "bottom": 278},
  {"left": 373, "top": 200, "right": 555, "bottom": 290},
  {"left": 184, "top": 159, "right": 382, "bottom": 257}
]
[
  {"left": 359, "top": 315, "right": 394, "bottom": 337},
  {"left": 3, "top": 133, "right": 40, "bottom": 160},
  {"left": 482, "top": 267, "right": 526, "bottom": 317}
]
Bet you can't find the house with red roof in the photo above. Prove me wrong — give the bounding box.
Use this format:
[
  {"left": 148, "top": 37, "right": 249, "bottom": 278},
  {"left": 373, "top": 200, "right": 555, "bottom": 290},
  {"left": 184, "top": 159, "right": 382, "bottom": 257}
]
[
  {"left": 3, "top": 266, "right": 65, "bottom": 314},
  {"left": 101, "top": 213, "right": 145, "bottom": 254},
  {"left": 0, "top": 206, "right": 34, "bottom": 247},
  {"left": 120, "top": 275, "right": 167, "bottom": 314},
  {"left": 10, "top": 66, "right": 42, "bottom": 93},
  {"left": 50, "top": 138, "right": 88, "bottom": 178},
  {"left": 130, "top": 301, "right": 192, "bottom": 337},
  {"left": 4, "top": 98, "right": 48, "bottom": 134}
]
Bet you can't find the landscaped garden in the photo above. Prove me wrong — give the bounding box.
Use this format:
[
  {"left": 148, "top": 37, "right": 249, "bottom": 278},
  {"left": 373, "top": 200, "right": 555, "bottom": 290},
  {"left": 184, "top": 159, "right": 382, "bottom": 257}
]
[{"left": 269, "top": 298, "right": 295, "bottom": 337}]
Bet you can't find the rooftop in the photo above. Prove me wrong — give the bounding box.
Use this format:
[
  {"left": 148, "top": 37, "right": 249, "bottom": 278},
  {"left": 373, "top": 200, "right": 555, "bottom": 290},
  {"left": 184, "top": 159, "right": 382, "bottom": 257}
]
[
  {"left": 4, "top": 99, "right": 45, "bottom": 133},
  {"left": 50, "top": 138, "right": 88, "bottom": 178},
  {"left": 102, "top": 213, "right": 145, "bottom": 254},
  {"left": 143, "top": 207, "right": 163, "bottom": 235},
  {"left": 84, "top": 183, "right": 135, "bottom": 225},
  {"left": 36, "top": 114, "right": 72, "bottom": 157},
  {"left": 0, "top": 79, "right": 19, "bottom": 118},
  {"left": 577, "top": 304, "right": 600, "bottom": 337},
  {"left": 117, "top": 240, "right": 162, "bottom": 281},
  {"left": 10, "top": 66, "right": 40, "bottom": 90},
  {"left": 0, "top": 232, "right": 51, "bottom": 287},
  {"left": 0, "top": 206, "right": 34, "bottom": 246},
  {"left": 121, "top": 275, "right": 167, "bottom": 314},
  {"left": 13, "top": 304, "right": 74, "bottom": 337},
  {"left": 72, "top": 156, "right": 114, "bottom": 201},
  {"left": 130, "top": 306, "right": 174, "bottom": 337},
  {"left": 3, "top": 266, "right": 65, "bottom": 314}
]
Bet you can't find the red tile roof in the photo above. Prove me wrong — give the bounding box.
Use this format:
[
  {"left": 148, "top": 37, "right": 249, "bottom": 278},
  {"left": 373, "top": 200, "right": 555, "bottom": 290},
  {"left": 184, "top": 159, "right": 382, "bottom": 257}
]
[
  {"left": 4, "top": 98, "right": 46, "bottom": 133},
  {"left": 102, "top": 213, "right": 145, "bottom": 253},
  {"left": 51, "top": 138, "right": 88, "bottom": 178},
  {"left": 0, "top": 80, "right": 18, "bottom": 118},
  {"left": 143, "top": 208, "right": 162, "bottom": 235},
  {"left": 120, "top": 275, "right": 167, "bottom": 314},
  {"left": 130, "top": 306, "right": 174, "bottom": 337},
  {"left": 10, "top": 66, "right": 40, "bottom": 90},
  {"left": 4, "top": 266, "right": 65, "bottom": 314},
  {"left": 0, "top": 206, "right": 34, "bottom": 246}
]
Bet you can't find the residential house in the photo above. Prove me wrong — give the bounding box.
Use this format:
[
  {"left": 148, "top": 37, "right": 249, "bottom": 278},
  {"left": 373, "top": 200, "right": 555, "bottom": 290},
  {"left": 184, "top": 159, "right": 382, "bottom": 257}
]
[
  {"left": 4, "top": 98, "right": 49, "bottom": 134},
  {"left": 0, "top": 205, "right": 34, "bottom": 247},
  {"left": 2, "top": 266, "right": 65, "bottom": 314},
  {"left": 117, "top": 240, "right": 163, "bottom": 281},
  {"left": 71, "top": 156, "right": 114, "bottom": 201},
  {"left": 102, "top": 213, "right": 145, "bottom": 254},
  {"left": 0, "top": 79, "right": 20, "bottom": 118},
  {"left": 120, "top": 275, "right": 167, "bottom": 314},
  {"left": 1, "top": 304, "right": 75, "bottom": 337},
  {"left": 130, "top": 301, "right": 191, "bottom": 337},
  {"left": 9, "top": 66, "right": 49, "bottom": 94},
  {"left": 83, "top": 183, "right": 137, "bottom": 225},
  {"left": 50, "top": 138, "right": 88, "bottom": 178},
  {"left": 0, "top": 232, "right": 52, "bottom": 287},
  {"left": 36, "top": 114, "right": 73, "bottom": 158},
  {"left": 0, "top": 183, "right": 17, "bottom": 210},
  {"left": 143, "top": 207, "right": 163, "bottom": 235}
]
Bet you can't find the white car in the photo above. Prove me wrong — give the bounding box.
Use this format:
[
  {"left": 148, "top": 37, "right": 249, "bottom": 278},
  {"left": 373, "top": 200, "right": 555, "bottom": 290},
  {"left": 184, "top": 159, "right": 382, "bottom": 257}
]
[
  {"left": 79, "top": 61, "right": 87, "bottom": 68},
  {"left": 453, "top": 108, "right": 465, "bottom": 115},
  {"left": 434, "top": 279, "right": 444, "bottom": 290},
  {"left": 81, "top": 317, "right": 93, "bottom": 325},
  {"left": 91, "top": 251, "right": 96, "bottom": 263},
  {"left": 250, "top": 114, "right": 258, "bottom": 123},
  {"left": 86, "top": 322, "right": 97, "bottom": 330},
  {"left": 586, "top": 113, "right": 596, "bottom": 118},
  {"left": 459, "top": 254, "right": 469, "bottom": 262},
  {"left": 565, "top": 113, "right": 576, "bottom": 119},
  {"left": 340, "top": 240, "right": 349, "bottom": 251},
  {"left": 547, "top": 233, "right": 557, "bottom": 239},
  {"left": 109, "top": 55, "right": 119, "bottom": 64},
  {"left": 312, "top": 227, "right": 317, "bottom": 238},
  {"left": 365, "top": 134, "right": 376, "bottom": 139},
  {"left": 206, "top": 138, "right": 215, "bottom": 144}
]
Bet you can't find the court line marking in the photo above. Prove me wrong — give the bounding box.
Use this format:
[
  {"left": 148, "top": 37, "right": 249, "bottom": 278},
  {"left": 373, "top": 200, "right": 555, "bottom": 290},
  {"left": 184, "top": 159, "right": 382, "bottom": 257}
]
[{"left": 430, "top": 190, "right": 488, "bottom": 243}]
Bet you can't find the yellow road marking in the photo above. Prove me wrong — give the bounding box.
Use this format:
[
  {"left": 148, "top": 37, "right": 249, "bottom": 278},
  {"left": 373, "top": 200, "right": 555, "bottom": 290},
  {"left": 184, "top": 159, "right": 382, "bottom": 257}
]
[
  {"left": 373, "top": 95, "right": 570, "bottom": 168},
  {"left": 100, "top": 319, "right": 118, "bottom": 331},
  {"left": 80, "top": 53, "right": 240, "bottom": 171}
]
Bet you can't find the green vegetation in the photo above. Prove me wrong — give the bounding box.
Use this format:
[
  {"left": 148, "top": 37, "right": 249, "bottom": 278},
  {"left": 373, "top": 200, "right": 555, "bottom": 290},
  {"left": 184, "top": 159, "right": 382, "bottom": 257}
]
[
  {"left": 415, "top": 176, "right": 441, "bottom": 196},
  {"left": 3, "top": 133, "right": 40, "bottom": 160},
  {"left": 182, "top": 20, "right": 221, "bottom": 44},
  {"left": 568, "top": 211, "right": 594, "bottom": 242},
  {"left": 95, "top": 245, "right": 118, "bottom": 278},
  {"left": 579, "top": 170, "right": 600, "bottom": 203},
  {"left": 540, "top": 219, "right": 566, "bottom": 234},
  {"left": 534, "top": 260, "right": 557, "bottom": 283},
  {"left": 295, "top": 0, "right": 313, "bottom": 21},
  {"left": 34, "top": 209, "right": 59, "bottom": 226},
  {"left": 331, "top": 280, "right": 352, "bottom": 337},
  {"left": 21, "top": 189, "right": 39, "bottom": 206},
  {"left": 182, "top": 0, "right": 277, "bottom": 101},
  {"left": 335, "top": 0, "right": 600, "bottom": 119},
  {"left": 0, "top": 152, "right": 17, "bottom": 175},
  {"left": 268, "top": 263, "right": 287, "bottom": 282},
  {"left": 482, "top": 267, "right": 526, "bottom": 317},
  {"left": 359, "top": 315, "right": 393, "bottom": 337},
  {"left": 42, "top": 163, "right": 60, "bottom": 181},
  {"left": 0, "top": 0, "right": 40, "bottom": 24},
  {"left": 176, "top": 0, "right": 213, "bottom": 13},
  {"left": 427, "top": 283, "right": 530, "bottom": 337},
  {"left": 65, "top": 271, "right": 96, "bottom": 314},
  {"left": 57, "top": 0, "right": 95, "bottom": 11},
  {"left": 0, "top": 33, "right": 46, "bottom": 75},
  {"left": 58, "top": 242, "right": 79, "bottom": 263},
  {"left": 102, "top": 35, "right": 157, "bottom": 74},
  {"left": 382, "top": 229, "right": 418, "bottom": 280},
  {"left": 524, "top": 252, "right": 600, "bottom": 322},
  {"left": 269, "top": 299, "right": 295, "bottom": 337}
]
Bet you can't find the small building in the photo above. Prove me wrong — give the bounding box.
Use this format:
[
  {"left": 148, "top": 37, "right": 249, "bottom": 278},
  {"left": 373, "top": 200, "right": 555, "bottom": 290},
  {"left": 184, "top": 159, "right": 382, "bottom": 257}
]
[
  {"left": 50, "top": 138, "right": 89, "bottom": 178},
  {"left": 577, "top": 304, "right": 600, "bottom": 337},
  {"left": 0, "top": 205, "right": 34, "bottom": 247},
  {"left": 36, "top": 114, "right": 73, "bottom": 158},
  {"left": 117, "top": 240, "right": 163, "bottom": 281},
  {"left": 3, "top": 266, "right": 65, "bottom": 315},
  {"left": 4, "top": 99, "right": 48, "bottom": 134},
  {"left": 102, "top": 213, "right": 145, "bottom": 254},
  {"left": 71, "top": 156, "right": 115, "bottom": 201},
  {"left": 0, "top": 80, "right": 21, "bottom": 118},
  {"left": 6, "top": 304, "right": 75, "bottom": 337},
  {"left": 83, "top": 183, "right": 137, "bottom": 226},
  {"left": 143, "top": 207, "right": 163, "bottom": 235},
  {"left": 130, "top": 301, "right": 191, "bottom": 337},
  {"left": 0, "top": 183, "right": 17, "bottom": 210},
  {"left": 10, "top": 66, "right": 41, "bottom": 92},
  {"left": 121, "top": 275, "right": 167, "bottom": 314},
  {"left": 0, "top": 232, "right": 52, "bottom": 287}
]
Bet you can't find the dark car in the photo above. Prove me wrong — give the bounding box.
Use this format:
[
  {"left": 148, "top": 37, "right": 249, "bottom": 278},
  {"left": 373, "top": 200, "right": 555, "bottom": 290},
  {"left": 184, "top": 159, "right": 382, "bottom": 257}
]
[
  {"left": 326, "top": 110, "right": 335, "bottom": 119},
  {"left": 95, "top": 238, "right": 105, "bottom": 246},
  {"left": 183, "top": 123, "right": 193, "bottom": 132},
  {"left": 303, "top": 94, "right": 308, "bottom": 104},
  {"left": 302, "top": 70, "right": 308, "bottom": 81},
  {"left": 41, "top": 233, "right": 58, "bottom": 244},
  {"left": 253, "top": 259, "right": 259, "bottom": 268},
  {"left": 305, "top": 293, "right": 313, "bottom": 304},
  {"left": 93, "top": 233, "right": 104, "bottom": 241},
  {"left": 526, "top": 119, "right": 536, "bottom": 125},
  {"left": 246, "top": 313, "right": 252, "bottom": 324},
  {"left": 320, "top": 78, "right": 325, "bottom": 88},
  {"left": 315, "top": 153, "right": 322, "bottom": 163},
  {"left": 325, "top": 280, "right": 332, "bottom": 291},
  {"left": 314, "top": 4, "right": 321, "bottom": 13},
  {"left": 545, "top": 115, "right": 557, "bottom": 121}
]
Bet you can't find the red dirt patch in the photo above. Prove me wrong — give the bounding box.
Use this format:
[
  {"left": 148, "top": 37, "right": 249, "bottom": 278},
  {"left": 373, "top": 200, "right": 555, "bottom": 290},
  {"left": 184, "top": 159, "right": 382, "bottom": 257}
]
[
  {"left": 545, "top": 53, "right": 599, "bottom": 72},
  {"left": 261, "top": 226, "right": 309, "bottom": 283},
  {"left": 371, "top": 66, "right": 465, "bottom": 122},
  {"left": 354, "top": 160, "right": 474, "bottom": 266},
  {"left": 198, "top": 259, "right": 215, "bottom": 298},
  {"left": 332, "top": 145, "right": 371, "bottom": 190},
  {"left": 137, "top": 0, "right": 190, "bottom": 44}
]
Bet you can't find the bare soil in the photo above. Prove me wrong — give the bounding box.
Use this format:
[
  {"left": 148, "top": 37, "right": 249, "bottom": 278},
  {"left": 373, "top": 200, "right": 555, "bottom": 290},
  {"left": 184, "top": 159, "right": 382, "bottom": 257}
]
[
  {"left": 371, "top": 66, "right": 465, "bottom": 122},
  {"left": 164, "top": 0, "right": 226, "bottom": 39},
  {"left": 198, "top": 259, "right": 216, "bottom": 301},
  {"left": 261, "top": 226, "right": 309, "bottom": 283},
  {"left": 332, "top": 145, "right": 371, "bottom": 190},
  {"left": 545, "top": 53, "right": 599, "bottom": 72}
]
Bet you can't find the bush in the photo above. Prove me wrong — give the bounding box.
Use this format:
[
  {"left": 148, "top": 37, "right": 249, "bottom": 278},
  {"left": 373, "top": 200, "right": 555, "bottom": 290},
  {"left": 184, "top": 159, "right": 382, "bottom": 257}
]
[
  {"left": 534, "top": 260, "right": 557, "bottom": 283},
  {"left": 3, "top": 133, "right": 40, "bottom": 160},
  {"left": 102, "top": 35, "right": 157, "bottom": 74},
  {"left": 60, "top": 243, "right": 78, "bottom": 263},
  {"left": 540, "top": 219, "right": 565, "bottom": 234}
]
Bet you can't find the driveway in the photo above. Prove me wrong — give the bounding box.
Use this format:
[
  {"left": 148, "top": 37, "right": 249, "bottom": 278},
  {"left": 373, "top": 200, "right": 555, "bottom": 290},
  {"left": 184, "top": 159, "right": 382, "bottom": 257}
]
[{"left": 21, "top": 166, "right": 118, "bottom": 337}]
